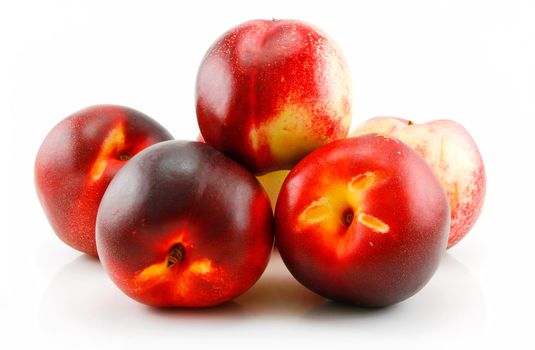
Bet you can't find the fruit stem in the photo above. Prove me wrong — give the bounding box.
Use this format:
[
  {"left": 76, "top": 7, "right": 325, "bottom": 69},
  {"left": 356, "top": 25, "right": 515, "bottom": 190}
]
[{"left": 167, "top": 243, "right": 185, "bottom": 268}]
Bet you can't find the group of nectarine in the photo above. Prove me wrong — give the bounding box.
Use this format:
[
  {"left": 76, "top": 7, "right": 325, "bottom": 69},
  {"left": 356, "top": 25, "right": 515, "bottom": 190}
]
[{"left": 35, "top": 19, "right": 485, "bottom": 308}]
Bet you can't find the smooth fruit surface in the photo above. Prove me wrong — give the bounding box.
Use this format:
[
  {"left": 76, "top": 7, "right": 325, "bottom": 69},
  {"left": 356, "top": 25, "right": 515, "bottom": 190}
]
[
  {"left": 198, "top": 133, "right": 289, "bottom": 211},
  {"left": 257, "top": 170, "right": 290, "bottom": 211},
  {"left": 275, "top": 135, "right": 450, "bottom": 307},
  {"left": 351, "top": 117, "right": 485, "bottom": 248},
  {"left": 196, "top": 19, "right": 352, "bottom": 175},
  {"left": 35, "top": 105, "right": 173, "bottom": 256},
  {"left": 96, "top": 141, "right": 274, "bottom": 307}
]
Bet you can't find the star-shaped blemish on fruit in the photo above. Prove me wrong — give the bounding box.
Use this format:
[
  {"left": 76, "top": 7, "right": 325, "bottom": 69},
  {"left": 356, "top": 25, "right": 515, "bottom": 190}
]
[
  {"left": 298, "top": 171, "right": 390, "bottom": 236},
  {"left": 134, "top": 240, "right": 222, "bottom": 299}
]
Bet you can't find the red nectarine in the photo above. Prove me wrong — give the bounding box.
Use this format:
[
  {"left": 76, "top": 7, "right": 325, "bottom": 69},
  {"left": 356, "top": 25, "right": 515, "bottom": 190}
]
[
  {"left": 275, "top": 134, "right": 450, "bottom": 306},
  {"left": 96, "top": 141, "right": 274, "bottom": 307},
  {"left": 196, "top": 19, "right": 352, "bottom": 175},
  {"left": 35, "top": 105, "right": 173, "bottom": 256}
]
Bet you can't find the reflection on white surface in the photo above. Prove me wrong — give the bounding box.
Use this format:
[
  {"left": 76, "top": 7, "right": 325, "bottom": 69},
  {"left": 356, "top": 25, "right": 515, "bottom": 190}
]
[
  {"left": 235, "top": 250, "right": 325, "bottom": 315},
  {"left": 38, "top": 250, "right": 485, "bottom": 347},
  {"left": 305, "top": 254, "right": 486, "bottom": 336}
]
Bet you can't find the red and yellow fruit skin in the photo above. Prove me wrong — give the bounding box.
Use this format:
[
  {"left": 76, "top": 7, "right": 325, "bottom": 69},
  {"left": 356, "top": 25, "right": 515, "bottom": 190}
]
[
  {"left": 197, "top": 133, "right": 289, "bottom": 211},
  {"left": 96, "top": 141, "right": 274, "bottom": 307},
  {"left": 35, "top": 105, "right": 173, "bottom": 256},
  {"left": 351, "top": 117, "right": 486, "bottom": 248},
  {"left": 196, "top": 19, "right": 352, "bottom": 175},
  {"left": 275, "top": 135, "right": 450, "bottom": 307}
]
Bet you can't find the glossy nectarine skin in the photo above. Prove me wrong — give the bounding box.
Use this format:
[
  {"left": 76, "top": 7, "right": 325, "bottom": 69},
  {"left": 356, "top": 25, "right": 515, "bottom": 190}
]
[
  {"left": 35, "top": 105, "right": 173, "bottom": 256},
  {"left": 351, "top": 117, "right": 486, "bottom": 248},
  {"left": 197, "top": 133, "right": 289, "bottom": 212},
  {"left": 275, "top": 135, "right": 450, "bottom": 307},
  {"left": 196, "top": 19, "right": 351, "bottom": 175},
  {"left": 96, "top": 141, "right": 274, "bottom": 307}
]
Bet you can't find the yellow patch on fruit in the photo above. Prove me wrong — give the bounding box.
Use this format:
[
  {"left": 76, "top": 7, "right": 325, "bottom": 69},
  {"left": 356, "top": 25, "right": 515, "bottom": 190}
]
[
  {"left": 297, "top": 182, "right": 348, "bottom": 233},
  {"left": 357, "top": 213, "right": 389, "bottom": 233},
  {"left": 249, "top": 104, "right": 325, "bottom": 165},
  {"left": 256, "top": 170, "right": 290, "bottom": 211},
  {"left": 189, "top": 259, "right": 213, "bottom": 275},
  {"left": 134, "top": 255, "right": 217, "bottom": 293},
  {"left": 348, "top": 172, "right": 378, "bottom": 192},
  {"left": 347, "top": 172, "right": 379, "bottom": 209},
  {"left": 90, "top": 122, "right": 126, "bottom": 181},
  {"left": 299, "top": 197, "right": 333, "bottom": 225},
  {"left": 135, "top": 261, "right": 169, "bottom": 290}
]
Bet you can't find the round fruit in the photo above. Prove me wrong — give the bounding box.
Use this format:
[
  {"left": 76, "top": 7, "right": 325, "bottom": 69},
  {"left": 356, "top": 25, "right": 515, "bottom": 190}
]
[
  {"left": 196, "top": 19, "right": 352, "bottom": 175},
  {"left": 96, "top": 141, "right": 274, "bottom": 307},
  {"left": 35, "top": 105, "right": 173, "bottom": 256},
  {"left": 275, "top": 134, "right": 450, "bottom": 307}
]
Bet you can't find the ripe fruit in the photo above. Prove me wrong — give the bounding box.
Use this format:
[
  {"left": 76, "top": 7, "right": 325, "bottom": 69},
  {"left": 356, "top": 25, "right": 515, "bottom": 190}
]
[
  {"left": 275, "top": 135, "right": 450, "bottom": 307},
  {"left": 197, "top": 133, "right": 289, "bottom": 211},
  {"left": 96, "top": 141, "right": 274, "bottom": 307},
  {"left": 35, "top": 105, "right": 173, "bottom": 256},
  {"left": 196, "top": 19, "right": 352, "bottom": 175},
  {"left": 351, "top": 117, "right": 485, "bottom": 248}
]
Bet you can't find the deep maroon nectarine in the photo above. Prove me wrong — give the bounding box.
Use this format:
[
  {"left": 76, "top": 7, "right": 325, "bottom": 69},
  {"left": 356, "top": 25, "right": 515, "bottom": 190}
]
[{"left": 96, "top": 141, "right": 274, "bottom": 307}]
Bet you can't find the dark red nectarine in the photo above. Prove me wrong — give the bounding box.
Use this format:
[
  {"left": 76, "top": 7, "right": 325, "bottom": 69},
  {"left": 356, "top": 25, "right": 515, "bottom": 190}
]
[{"left": 96, "top": 141, "right": 274, "bottom": 307}]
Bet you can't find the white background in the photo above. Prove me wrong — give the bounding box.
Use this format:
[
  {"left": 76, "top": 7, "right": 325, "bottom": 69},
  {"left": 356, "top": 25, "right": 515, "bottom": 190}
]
[{"left": 2, "top": 0, "right": 535, "bottom": 349}]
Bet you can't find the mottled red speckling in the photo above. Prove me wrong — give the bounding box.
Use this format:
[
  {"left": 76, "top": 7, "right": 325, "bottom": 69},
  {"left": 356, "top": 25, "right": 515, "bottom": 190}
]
[
  {"left": 196, "top": 19, "right": 352, "bottom": 175},
  {"left": 351, "top": 117, "right": 486, "bottom": 249}
]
